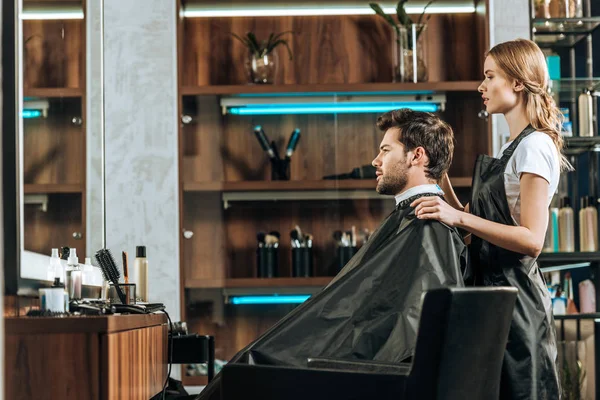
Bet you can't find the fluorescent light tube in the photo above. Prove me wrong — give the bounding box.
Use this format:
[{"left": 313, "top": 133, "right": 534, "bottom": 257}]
[
  {"left": 183, "top": 6, "right": 475, "bottom": 18},
  {"left": 228, "top": 103, "right": 440, "bottom": 115},
  {"left": 230, "top": 295, "right": 311, "bottom": 305},
  {"left": 21, "top": 4, "right": 84, "bottom": 20}
]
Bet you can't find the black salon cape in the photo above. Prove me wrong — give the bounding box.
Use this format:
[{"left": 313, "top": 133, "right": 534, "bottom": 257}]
[{"left": 197, "top": 197, "right": 469, "bottom": 399}]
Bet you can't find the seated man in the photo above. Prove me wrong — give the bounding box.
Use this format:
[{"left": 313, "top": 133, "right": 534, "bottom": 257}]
[{"left": 198, "top": 109, "right": 469, "bottom": 399}]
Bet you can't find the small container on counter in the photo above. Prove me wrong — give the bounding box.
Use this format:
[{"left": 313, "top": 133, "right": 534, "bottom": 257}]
[{"left": 558, "top": 196, "right": 575, "bottom": 252}]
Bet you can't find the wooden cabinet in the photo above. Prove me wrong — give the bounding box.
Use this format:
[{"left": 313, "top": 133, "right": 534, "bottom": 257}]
[
  {"left": 4, "top": 314, "right": 168, "bottom": 400},
  {"left": 176, "top": 0, "right": 491, "bottom": 385},
  {"left": 22, "top": 0, "right": 87, "bottom": 256}
]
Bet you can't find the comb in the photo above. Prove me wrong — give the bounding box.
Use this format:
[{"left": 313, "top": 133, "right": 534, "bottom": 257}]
[{"left": 95, "top": 248, "right": 126, "bottom": 304}]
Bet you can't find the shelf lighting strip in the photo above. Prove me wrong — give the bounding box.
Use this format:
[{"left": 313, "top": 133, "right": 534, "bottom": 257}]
[
  {"left": 21, "top": 4, "right": 84, "bottom": 20},
  {"left": 229, "top": 295, "right": 312, "bottom": 305},
  {"left": 183, "top": 5, "right": 476, "bottom": 18},
  {"left": 221, "top": 94, "right": 446, "bottom": 115}
]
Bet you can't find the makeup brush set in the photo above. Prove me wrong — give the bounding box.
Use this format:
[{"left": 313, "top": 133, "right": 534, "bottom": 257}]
[
  {"left": 333, "top": 226, "right": 371, "bottom": 272},
  {"left": 252, "top": 125, "right": 301, "bottom": 180},
  {"left": 256, "top": 231, "right": 280, "bottom": 277},
  {"left": 290, "top": 225, "right": 313, "bottom": 277}
]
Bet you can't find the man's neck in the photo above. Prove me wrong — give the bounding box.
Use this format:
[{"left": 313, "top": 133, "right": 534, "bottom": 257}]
[{"left": 395, "top": 182, "right": 444, "bottom": 206}]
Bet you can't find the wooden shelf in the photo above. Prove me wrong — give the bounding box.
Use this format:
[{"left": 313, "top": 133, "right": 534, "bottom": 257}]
[
  {"left": 24, "top": 87, "right": 83, "bottom": 98},
  {"left": 225, "top": 277, "right": 333, "bottom": 288},
  {"left": 538, "top": 252, "right": 600, "bottom": 265},
  {"left": 24, "top": 183, "right": 83, "bottom": 194},
  {"left": 181, "top": 81, "right": 483, "bottom": 96},
  {"left": 184, "top": 178, "right": 472, "bottom": 192}
]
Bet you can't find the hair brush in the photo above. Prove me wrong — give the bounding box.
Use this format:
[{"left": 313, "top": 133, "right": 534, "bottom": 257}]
[{"left": 95, "top": 248, "right": 126, "bottom": 304}]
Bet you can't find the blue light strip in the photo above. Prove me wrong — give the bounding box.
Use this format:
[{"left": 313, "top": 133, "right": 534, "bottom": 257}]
[
  {"left": 228, "top": 103, "right": 440, "bottom": 115},
  {"left": 22, "top": 109, "right": 42, "bottom": 119},
  {"left": 230, "top": 295, "right": 311, "bottom": 305}
]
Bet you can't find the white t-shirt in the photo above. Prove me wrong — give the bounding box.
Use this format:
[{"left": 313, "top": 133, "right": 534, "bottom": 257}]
[{"left": 497, "top": 131, "right": 560, "bottom": 225}]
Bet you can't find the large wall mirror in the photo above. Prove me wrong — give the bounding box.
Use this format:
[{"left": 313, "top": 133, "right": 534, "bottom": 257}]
[{"left": 5, "top": 0, "right": 105, "bottom": 295}]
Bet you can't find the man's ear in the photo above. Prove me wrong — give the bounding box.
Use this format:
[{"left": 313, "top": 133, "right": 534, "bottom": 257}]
[
  {"left": 513, "top": 80, "right": 525, "bottom": 92},
  {"left": 411, "top": 147, "right": 427, "bottom": 166}
]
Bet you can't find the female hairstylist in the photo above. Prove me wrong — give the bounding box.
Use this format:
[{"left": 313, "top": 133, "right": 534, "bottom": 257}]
[{"left": 411, "top": 38, "right": 566, "bottom": 399}]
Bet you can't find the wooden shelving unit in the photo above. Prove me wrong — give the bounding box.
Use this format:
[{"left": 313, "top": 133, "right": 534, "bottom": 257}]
[
  {"left": 183, "top": 178, "right": 472, "bottom": 192},
  {"left": 177, "top": 1, "right": 490, "bottom": 371},
  {"left": 181, "top": 81, "right": 483, "bottom": 96},
  {"left": 24, "top": 87, "right": 83, "bottom": 98},
  {"left": 24, "top": 183, "right": 84, "bottom": 194}
]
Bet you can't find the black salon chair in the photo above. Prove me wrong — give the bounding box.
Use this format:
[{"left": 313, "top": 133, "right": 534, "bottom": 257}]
[{"left": 220, "top": 287, "right": 518, "bottom": 400}]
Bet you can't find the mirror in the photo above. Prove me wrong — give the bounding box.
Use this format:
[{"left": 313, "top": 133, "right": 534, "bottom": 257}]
[{"left": 8, "top": 0, "right": 105, "bottom": 294}]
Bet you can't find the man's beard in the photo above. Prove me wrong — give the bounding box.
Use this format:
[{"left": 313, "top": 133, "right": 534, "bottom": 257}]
[{"left": 376, "top": 166, "right": 409, "bottom": 195}]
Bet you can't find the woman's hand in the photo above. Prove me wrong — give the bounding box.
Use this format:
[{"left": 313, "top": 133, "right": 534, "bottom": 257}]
[{"left": 410, "top": 196, "right": 465, "bottom": 227}]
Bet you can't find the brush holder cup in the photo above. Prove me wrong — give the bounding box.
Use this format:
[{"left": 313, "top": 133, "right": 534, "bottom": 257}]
[
  {"left": 271, "top": 158, "right": 290, "bottom": 181},
  {"left": 292, "top": 248, "right": 313, "bottom": 277},
  {"left": 336, "top": 246, "right": 358, "bottom": 272},
  {"left": 257, "top": 247, "right": 279, "bottom": 278},
  {"left": 108, "top": 283, "right": 136, "bottom": 305}
]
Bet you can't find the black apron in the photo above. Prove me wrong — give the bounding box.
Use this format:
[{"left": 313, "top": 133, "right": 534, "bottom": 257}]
[{"left": 470, "top": 125, "right": 561, "bottom": 400}]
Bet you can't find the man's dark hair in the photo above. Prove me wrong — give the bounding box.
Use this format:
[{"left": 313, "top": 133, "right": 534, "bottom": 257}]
[{"left": 376, "top": 109, "right": 455, "bottom": 180}]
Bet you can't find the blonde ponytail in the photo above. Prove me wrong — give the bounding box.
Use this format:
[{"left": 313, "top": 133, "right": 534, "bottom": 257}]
[{"left": 487, "top": 39, "right": 572, "bottom": 171}]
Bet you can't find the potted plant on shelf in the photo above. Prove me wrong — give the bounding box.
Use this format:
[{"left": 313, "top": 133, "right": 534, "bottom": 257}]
[
  {"left": 369, "top": 0, "right": 435, "bottom": 82},
  {"left": 231, "top": 31, "right": 293, "bottom": 84}
]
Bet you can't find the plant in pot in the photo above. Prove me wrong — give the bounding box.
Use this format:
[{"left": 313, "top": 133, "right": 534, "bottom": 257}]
[
  {"left": 231, "top": 31, "right": 293, "bottom": 84},
  {"left": 369, "top": 0, "right": 435, "bottom": 82}
]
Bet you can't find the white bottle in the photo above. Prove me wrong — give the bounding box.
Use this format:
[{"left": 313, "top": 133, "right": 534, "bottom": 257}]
[
  {"left": 132, "top": 246, "right": 148, "bottom": 302},
  {"left": 66, "top": 248, "right": 82, "bottom": 300},
  {"left": 47, "top": 248, "right": 62, "bottom": 281}
]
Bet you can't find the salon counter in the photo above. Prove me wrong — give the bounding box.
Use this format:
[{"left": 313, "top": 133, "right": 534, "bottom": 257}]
[{"left": 5, "top": 313, "right": 168, "bottom": 400}]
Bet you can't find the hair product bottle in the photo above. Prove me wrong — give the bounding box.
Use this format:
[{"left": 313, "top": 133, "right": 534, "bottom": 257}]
[
  {"left": 558, "top": 197, "right": 575, "bottom": 252},
  {"left": 133, "top": 246, "right": 148, "bottom": 302},
  {"left": 66, "top": 248, "right": 82, "bottom": 300},
  {"left": 579, "top": 195, "right": 598, "bottom": 251},
  {"left": 543, "top": 207, "right": 560, "bottom": 252}
]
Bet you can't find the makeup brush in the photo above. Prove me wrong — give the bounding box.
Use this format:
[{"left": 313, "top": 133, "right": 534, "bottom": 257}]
[
  {"left": 333, "top": 230, "right": 343, "bottom": 246},
  {"left": 305, "top": 234, "right": 313, "bottom": 248},
  {"left": 290, "top": 230, "right": 302, "bottom": 248},
  {"left": 257, "top": 232, "right": 266, "bottom": 248},
  {"left": 265, "top": 234, "right": 279, "bottom": 248},
  {"left": 122, "top": 251, "right": 129, "bottom": 284}
]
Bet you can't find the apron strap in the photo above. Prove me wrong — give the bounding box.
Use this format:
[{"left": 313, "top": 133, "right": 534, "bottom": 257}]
[{"left": 499, "top": 125, "right": 536, "bottom": 164}]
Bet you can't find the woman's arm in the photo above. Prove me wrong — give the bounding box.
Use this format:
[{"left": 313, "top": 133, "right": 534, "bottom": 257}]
[{"left": 412, "top": 173, "right": 549, "bottom": 258}]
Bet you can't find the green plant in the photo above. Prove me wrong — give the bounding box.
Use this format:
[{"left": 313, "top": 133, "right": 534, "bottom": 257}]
[
  {"left": 369, "top": 0, "right": 436, "bottom": 50},
  {"left": 231, "top": 31, "right": 293, "bottom": 60}
]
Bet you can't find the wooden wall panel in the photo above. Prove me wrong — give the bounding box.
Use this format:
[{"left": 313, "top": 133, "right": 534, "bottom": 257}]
[
  {"left": 23, "top": 98, "right": 84, "bottom": 185},
  {"left": 182, "top": 14, "right": 482, "bottom": 86},
  {"left": 103, "top": 325, "right": 168, "bottom": 400},
  {"left": 24, "top": 193, "right": 84, "bottom": 255},
  {"left": 23, "top": 20, "right": 82, "bottom": 89}
]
